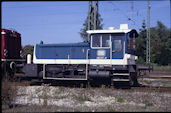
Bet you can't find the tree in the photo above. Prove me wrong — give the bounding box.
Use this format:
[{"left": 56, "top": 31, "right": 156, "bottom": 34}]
[
  {"left": 150, "top": 21, "right": 170, "bottom": 65},
  {"left": 22, "top": 45, "right": 34, "bottom": 60},
  {"left": 136, "top": 20, "right": 146, "bottom": 64},
  {"left": 136, "top": 20, "right": 171, "bottom": 65},
  {"left": 79, "top": 13, "right": 103, "bottom": 42}
]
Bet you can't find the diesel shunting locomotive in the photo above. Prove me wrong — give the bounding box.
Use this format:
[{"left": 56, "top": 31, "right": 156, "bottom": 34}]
[{"left": 25, "top": 24, "right": 140, "bottom": 86}]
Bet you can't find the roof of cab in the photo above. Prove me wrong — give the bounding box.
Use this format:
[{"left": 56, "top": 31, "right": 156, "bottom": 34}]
[{"left": 86, "top": 29, "right": 132, "bottom": 34}]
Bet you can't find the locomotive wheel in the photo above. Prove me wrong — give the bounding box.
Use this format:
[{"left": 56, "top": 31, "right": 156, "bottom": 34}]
[{"left": 2, "top": 62, "right": 16, "bottom": 82}]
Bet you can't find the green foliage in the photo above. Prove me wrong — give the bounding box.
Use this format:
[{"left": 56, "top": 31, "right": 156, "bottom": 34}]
[
  {"left": 150, "top": 21, "right": 171, "bottom": 65},
  {"left": 136, "top": 20, "right": 171, "bottom": 66},
  {"left": 117, "top": 97, "right": 124, "bottom": 103},
  {"left": 79, "top": 13, "right": 103, "bottom": 42},
  {"left": 22, "top": 45, "right": 34, "bottom": 59},
  {"left": 100, "top": 84, "right": 106, "bottom": 91},
  {"left": 136, "top": 20, "right": 146, "bottom": 63},
  {"left": 145, "top": 102, "right": 153, "bottom": 107},
  {"left": 136, "top": 57, "right": 145, "bottom": 65}
]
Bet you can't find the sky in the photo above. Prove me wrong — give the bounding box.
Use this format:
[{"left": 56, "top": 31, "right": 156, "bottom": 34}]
[{"left": 1, "top": 1, "right": 170, "bottom": 46}]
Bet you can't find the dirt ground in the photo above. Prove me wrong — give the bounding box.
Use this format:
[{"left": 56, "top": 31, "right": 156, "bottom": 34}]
[{"left": 2, "top": 70, "right": 171, "bottom": 112}]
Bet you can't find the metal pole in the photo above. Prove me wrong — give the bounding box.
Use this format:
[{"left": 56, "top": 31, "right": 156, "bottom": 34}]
[
  {"left": 88, "top": 1, "right": 91, "bottom": 41},
  {"left": 149, "top": 0, "right": 151, "bottom": 63},
  {"left": 146, "top": 0, "right": 151, "bottom": 64}
]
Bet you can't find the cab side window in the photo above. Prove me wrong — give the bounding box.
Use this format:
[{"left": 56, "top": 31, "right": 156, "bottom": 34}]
[
  {"left": 111, "top": 35, "right": 123, "bottom": 52},
  {"left": 114, "top": 39, "right": 122, "bottom": 51},
  {"left": 92, "top": 34, "right": 100, "bottom": 47},
  {"left": 102, "top": 34, "right": 110, "bottom": 47}
]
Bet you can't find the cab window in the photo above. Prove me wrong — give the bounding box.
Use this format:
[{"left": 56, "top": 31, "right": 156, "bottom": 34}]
[
  {"left": 91, "top": 34, "right": 110, "bottom": 48},
  {"left": 102, "top": 34, "right": 110, "bottom": 47},
  {"left": 92, "top": 34, "right": 100, "bottom": 47},
  {"left": 111, "top": 34, "right": 123, "bottom": 52},
  {"left": 114, "top": 39, "right": 122, "bottom": 51}
]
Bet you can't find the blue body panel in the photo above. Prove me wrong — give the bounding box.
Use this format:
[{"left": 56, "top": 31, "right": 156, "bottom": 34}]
[{"left": 36, "top": 42, "right": 90, "bottom": 59}]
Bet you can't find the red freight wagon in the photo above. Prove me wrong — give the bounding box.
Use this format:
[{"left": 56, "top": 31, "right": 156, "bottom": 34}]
[{"left": 1, "top": 29, "right": 25, "bottom": 78}]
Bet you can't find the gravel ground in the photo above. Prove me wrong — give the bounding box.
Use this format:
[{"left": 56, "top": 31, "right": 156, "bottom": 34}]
[{"left": 2, "top": 84, "right": 171, "bottom": 112}]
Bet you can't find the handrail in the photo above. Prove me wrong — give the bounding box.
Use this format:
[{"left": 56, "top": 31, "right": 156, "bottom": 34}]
[
  {"left": 86, "top": 49, "right": 90, "bottom": 80},
  {"left": 110, "top": 40, "right": 112, "bottom": 65}
]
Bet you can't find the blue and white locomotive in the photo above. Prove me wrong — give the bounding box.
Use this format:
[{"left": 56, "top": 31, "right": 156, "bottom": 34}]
[{"left": 25, "top": 24, "right": 139, "bottom": 86}]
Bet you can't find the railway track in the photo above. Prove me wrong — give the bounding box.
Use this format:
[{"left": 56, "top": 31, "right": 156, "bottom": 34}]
[
  {"left": 5, "top": 72, "right": 170, "bottom": 93},
  {"left": 131, "top": 85, "right": 171, "bottom": 93},
  {"left": 139, "top": 75, "right": 171, "bottom": 80},
  {"left": 10, "top": 78, "right": 171, "bottom": 93}
]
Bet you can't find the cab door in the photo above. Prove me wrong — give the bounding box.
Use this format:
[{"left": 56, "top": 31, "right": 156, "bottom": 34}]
[
  {"left": 111, "top": 34, "right": 124, "bottom": 59},
  {"left": 90, "top": 34, "right": 111, "bottom": 59}
]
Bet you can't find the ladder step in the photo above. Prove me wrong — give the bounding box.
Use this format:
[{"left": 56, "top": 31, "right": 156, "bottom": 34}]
[
  {"left": 112, "top": 79, "right": 129, "bottom": 81},
  {"left": 113, "top": 73, "right": 129, "bottom": 76}
]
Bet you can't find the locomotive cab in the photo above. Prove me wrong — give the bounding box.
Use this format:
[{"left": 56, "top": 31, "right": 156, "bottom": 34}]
[{"left": 87, "top": 24, "right": 138, "bottom": 66}]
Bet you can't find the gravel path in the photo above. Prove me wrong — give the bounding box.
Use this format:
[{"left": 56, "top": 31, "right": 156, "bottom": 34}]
[{"left": 2, "top": 85, "right": 171, "bottom": 112}]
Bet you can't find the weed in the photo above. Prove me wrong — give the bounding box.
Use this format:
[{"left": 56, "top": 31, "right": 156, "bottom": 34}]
[
  {"left": 53, "top": 93, "right": 68, "bottom": 99},
  {"left": 41, "top": 83, "right": 50, "bottom": 107},
  {"left": 101, "top": 84, "right": 106, "bottom": 90},
  {"left": 145, "top": 102, "right": 153, "bottom": 107},
  {"left": 143, "top": 80, "right": 152, "bottom": 84},
  {"left": 80, "top": 83, "right": 84, "bottom": 88},
  {"left": 87, "top": 82, "right": 91, "bottom": 88},
  {"left": 117, "top": 97, "right": 125, "bottom": 103},
  {"left": 72, "top": 93, "right": 91, "bottom": 102}
]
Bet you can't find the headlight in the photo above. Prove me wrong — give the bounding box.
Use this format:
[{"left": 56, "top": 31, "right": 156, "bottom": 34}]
[
  {"left": 135, "top": 56, "right": 138, "bottom": 60},
  {"left": 4, "top": 49, "right": 8, "bottom": 57},
  {"left": 127, "top": 54, "right": 131, "bottom": 59}
]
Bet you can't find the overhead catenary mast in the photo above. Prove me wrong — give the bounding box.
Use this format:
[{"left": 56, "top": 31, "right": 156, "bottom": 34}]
[
  {"left": 146, "top": 0, "right": 151, "bottom": 64},
  {"left": 88, "top": 1, "right": 98, "bottom": 41}
]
